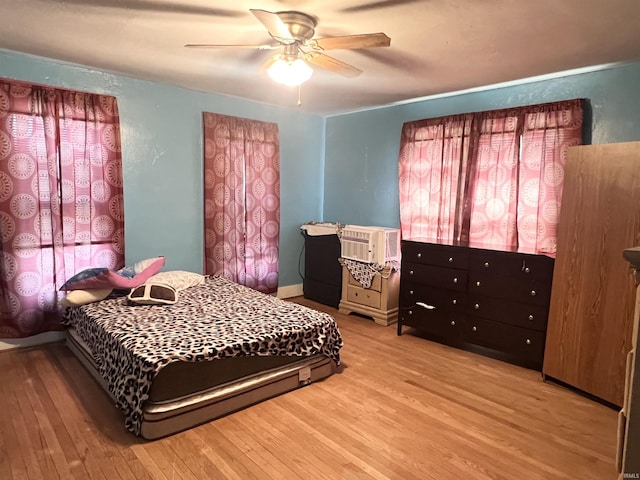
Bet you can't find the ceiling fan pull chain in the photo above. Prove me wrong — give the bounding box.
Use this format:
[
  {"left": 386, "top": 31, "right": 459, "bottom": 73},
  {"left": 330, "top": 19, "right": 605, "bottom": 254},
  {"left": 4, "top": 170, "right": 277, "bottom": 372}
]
[{"left": 297, "top": 84, "right": 302, "bottom": 107}]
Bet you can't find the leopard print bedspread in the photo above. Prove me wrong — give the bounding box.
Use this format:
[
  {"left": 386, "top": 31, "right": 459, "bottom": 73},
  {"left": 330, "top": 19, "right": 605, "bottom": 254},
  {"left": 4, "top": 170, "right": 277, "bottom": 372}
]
[{"left": 62, "top": 275, "right": 343, "bottom": 435}]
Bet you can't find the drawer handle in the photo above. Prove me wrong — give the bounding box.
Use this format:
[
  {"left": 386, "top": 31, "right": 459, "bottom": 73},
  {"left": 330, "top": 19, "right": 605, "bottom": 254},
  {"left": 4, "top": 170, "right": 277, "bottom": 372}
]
[
  {"left": 476, "top": 281, "right": 481, "bottom": 287},
  {"left": 530, "top": 290, "right": 536, "bottom": 296},
  {"left": 452, "top": 299, "right": 457, "bottom": 305},
  {"left": 453, "top": 277, "right": 458, "bottom": 284},
  {"left": 525, "top": 339, "right": 532, "bottom": 345},
  {"left": 528, "top": 314, "right": 534, "bottom": 321},
  {"left": 625, "top": 350, "right": 635, "bottom": 412},
  {"left": 410, "top": 270, "right": 414, "bottom": 275},
  {"left": 409, "top": 290, "right": 414, "bottom": 296},
  {"left": 450, "top": 320, "right": 456, "bottom": 326},
  {"left": 617, "top": 410, "right": 627, "bottom": 471},
  {"left": 417, "top": 253, "right": 422, "bottom": 258},
  {"left": 472, "top": 326, "right": 477, "bottom": 332},
  {"left": 416, "top": 302, "right": 436, "bottom": 310},
  {"left": 448, "top": 257, "right": 454, "bottom": 263},
  {"left": 408, "top": 310, "right": 413, "bottom": 315},
  {"left": 524, "top": 267, "right": 531, "bottom": 273},
  {"left": 484, "top": 262, "right": 489, "bottom": 268},
  {"left": 474, "top": 303, "right": 480, "bottom": 310}
]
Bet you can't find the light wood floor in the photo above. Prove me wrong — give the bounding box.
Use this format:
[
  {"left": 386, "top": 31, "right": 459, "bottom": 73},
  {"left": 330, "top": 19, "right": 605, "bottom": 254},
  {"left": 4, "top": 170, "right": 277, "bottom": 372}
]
[{"left": 0, "top": 297, "right": 618, "bottom": 480}]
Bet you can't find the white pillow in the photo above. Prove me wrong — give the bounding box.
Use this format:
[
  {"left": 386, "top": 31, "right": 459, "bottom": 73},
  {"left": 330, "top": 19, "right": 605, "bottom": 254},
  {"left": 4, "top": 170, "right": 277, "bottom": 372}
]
[
  {"left": 147, "top": 270, "right": 205, "bottom": 291},
  {"left": 59, "top": 288, "right": 112, "bottom": 307}
]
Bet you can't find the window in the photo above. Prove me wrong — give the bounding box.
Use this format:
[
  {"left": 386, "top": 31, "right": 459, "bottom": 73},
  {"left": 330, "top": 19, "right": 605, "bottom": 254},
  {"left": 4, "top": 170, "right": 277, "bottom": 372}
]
[
  {"left": 398, "top": 99, "right": 584, "bottom": 255},
  {"left": 0, "top": 79, "right": 124, "bottom": 338},
  {"left": 202, "top": 112, "right": 280, "bottom": 294}
]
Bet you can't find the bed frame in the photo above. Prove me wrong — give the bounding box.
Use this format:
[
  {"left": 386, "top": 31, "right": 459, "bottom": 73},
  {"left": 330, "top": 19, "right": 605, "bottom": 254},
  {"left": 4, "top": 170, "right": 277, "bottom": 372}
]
[{"left": 66, "top": 328, "right": 335, "bottom": 440}]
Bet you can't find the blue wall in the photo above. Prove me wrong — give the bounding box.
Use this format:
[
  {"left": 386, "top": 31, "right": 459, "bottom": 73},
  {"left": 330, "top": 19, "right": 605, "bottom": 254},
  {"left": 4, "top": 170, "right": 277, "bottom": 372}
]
[
  {"left": 0, "top": 49, "right": 325, "bottom": 288},
  {"left": 324, "top": 62, "right": 640, "bottom": 228},
  {"left": 4, "top": 48, "right": 640, "bottom": 289}
]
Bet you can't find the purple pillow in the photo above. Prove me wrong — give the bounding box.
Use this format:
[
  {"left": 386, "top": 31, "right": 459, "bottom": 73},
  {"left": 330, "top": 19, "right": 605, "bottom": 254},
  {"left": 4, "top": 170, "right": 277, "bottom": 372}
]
[{"left": 61, "top": 256, "right": 165, "bottom": 291}]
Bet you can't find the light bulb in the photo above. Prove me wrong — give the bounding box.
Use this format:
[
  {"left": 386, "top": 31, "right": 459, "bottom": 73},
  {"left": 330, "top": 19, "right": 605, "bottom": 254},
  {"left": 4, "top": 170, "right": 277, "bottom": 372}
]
[{"left": 267, "top": 57, "right": 313, "bottom": 86}]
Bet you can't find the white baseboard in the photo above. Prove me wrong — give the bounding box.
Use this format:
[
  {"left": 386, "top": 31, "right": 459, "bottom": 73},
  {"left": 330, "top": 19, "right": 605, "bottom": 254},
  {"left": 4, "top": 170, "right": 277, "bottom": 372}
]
[
  {"left": 277, "top": 283, "right": 303, "bottom": 299},
  {"left": 0, "top": 331, "right": 66, "bottom": 351}
]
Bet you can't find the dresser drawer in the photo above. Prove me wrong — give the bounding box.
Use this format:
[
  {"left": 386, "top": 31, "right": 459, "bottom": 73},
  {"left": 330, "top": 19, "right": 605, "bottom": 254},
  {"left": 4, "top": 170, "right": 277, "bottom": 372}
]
[
  {"left": 468, "top": 274, "right": 551, "bottom": 305},
  {"left": 346, "top": 284, "right": 381, "bottom": 309},
  {"left": 469, "top": 251, "right": 553, "bottom": 281},
  {"left": 404, "top": 262, "right": 467, "bottom": 292},
  {"left": 402, "top": 241, "right": 469, "bottom": 269},
  {"left": 400, "top": 306, "right": 465, "bottom": 339},
  {"left": 462, "top": 317, "right": 545, "bottom": 364},
  {"left": 466, "top": 294, "right": 548, "bottom": 331},
  {"left": 347, "top": 269, "right": 382, "bottom": 292},
  {"left": 402, "top": 283, "right": 466, "bottom": 313}
]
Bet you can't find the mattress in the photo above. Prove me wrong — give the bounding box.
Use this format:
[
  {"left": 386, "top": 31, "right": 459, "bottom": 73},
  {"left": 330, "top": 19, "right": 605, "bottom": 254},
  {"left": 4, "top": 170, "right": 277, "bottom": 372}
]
[
  {"left": 67, "top": 328, "right": 334, "bottom": 440},
  {"left": 62, "top": 275, "right": 343, "bottom": 437}
]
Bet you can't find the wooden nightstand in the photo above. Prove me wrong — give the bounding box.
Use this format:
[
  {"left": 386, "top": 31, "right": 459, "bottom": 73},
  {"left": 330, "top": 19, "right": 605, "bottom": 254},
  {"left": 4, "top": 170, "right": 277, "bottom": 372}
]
[{"left": 338, "top": 265, "right": 400, "bottom": 326}]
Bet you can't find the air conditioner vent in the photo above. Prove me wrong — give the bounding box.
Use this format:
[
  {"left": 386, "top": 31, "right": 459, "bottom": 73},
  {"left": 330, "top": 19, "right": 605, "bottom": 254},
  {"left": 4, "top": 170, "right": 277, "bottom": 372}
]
[{"left": 340, "top": 225, "right": 400, "bottom": 264}]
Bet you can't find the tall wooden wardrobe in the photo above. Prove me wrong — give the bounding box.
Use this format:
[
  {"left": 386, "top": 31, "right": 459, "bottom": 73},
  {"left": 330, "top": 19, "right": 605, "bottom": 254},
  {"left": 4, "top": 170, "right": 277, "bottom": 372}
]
[{"left": 543, "top": 141, "right": 640, "bottom": 407}]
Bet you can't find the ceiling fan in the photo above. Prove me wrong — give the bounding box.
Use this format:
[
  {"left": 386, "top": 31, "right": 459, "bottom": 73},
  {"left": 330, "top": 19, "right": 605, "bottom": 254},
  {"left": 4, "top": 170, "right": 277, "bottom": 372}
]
[{"left": 185, "top": 9, "right": 391, "bottom": 85}]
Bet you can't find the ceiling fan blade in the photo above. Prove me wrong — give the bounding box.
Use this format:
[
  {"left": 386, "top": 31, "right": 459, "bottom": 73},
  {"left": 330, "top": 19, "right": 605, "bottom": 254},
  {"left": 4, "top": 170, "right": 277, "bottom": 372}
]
[
  {"left": 185, "top": 43, "right": 280, "bottom": 50},
  {"left": 304, "top": 52, "right": 363, "bottom": 78},
  {"left": 58, "top": 0, "right": 244, "bottom": 18},
  {"left": 250, "top": 9, "right": 294, "bottom": 41},
  {"left": 340, "top": 0, "right": 423, "bottom": 13},
  {"left": 312, "top": 33, "right": 391, "bottom": 51}
]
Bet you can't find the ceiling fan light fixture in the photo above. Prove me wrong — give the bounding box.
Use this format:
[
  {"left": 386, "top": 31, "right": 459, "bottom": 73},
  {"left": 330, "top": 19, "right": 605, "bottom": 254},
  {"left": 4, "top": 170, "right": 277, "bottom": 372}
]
[{"left": 267, "top": 57, "right": 313, "bottom": 86}]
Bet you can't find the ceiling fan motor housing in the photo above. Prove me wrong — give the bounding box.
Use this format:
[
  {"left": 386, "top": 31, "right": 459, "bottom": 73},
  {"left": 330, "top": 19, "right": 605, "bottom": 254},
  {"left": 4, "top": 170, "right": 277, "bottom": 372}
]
[{"left": 275, "top": 11, "right": 318, "bottom": 43}]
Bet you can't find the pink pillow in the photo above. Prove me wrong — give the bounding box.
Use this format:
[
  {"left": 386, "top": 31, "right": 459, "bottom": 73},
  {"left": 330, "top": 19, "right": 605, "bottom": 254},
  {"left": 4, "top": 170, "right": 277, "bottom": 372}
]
[{"left": 61, "top": 256, "right": 165, "bottom": 291}]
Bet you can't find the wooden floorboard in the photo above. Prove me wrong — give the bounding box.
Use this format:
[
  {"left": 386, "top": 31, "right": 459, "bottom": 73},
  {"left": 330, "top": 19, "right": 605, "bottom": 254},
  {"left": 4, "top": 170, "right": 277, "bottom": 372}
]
[{"left": 0, "top": 297, "right": 619, "bottom": 479}]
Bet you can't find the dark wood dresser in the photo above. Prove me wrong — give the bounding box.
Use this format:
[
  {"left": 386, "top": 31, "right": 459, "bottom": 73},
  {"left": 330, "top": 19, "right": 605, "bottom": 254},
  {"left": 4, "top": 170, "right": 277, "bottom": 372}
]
[{"left": 398, "top": 239, "right": 554, "bottom": 370}]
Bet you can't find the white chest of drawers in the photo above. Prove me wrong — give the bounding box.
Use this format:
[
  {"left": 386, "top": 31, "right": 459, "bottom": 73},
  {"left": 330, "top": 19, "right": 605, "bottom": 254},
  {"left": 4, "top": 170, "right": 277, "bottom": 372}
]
[{"left": 338, "top": 265, "right": 400, "bottom": 326}]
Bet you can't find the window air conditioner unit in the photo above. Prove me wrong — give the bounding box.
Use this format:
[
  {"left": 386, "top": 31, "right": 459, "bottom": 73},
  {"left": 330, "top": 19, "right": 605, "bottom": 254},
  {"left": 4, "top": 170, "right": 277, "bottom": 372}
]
[{"left": 340, "top": 225, "right": 401, "bottom": 264}]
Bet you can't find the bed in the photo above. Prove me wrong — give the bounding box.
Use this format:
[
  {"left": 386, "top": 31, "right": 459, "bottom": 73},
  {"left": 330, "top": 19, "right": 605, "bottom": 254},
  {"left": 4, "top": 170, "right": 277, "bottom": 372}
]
[{"left": 61, "top": 275, "right": 343, "bottom": 440}]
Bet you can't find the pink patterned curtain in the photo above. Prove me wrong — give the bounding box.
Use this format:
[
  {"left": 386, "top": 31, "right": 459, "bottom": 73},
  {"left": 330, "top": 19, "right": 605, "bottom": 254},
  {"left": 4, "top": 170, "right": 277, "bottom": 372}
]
[
  {"left": 202, "top": 112, "right": 280, "bottom": 294},
  {"left": 0, "top": 79, "right": 124, "bottom": 338},
  {"left": 398, "top": 114, "right": 473, "bottom": 242},
  {"left": 517, "top": 102, "right": 584, "bottom": 254},
  {"left": 466, "top": 112, "right": 521, "bottom": 248},
  {"left": 398, "top": 99, "right": 583, "bottom": 256}
]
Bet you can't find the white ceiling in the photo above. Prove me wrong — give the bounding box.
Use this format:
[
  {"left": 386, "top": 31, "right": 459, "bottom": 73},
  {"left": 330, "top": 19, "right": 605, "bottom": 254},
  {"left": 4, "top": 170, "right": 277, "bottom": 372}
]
[{"left": 2, "top": 0, "right": 640, "bottom": 115}]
